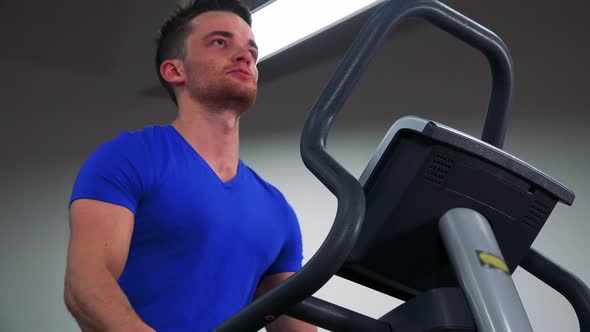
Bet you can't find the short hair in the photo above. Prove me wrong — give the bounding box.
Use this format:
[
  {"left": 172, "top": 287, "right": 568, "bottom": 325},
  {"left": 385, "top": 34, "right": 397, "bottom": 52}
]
[{"left": 155, "top": 0, "right": 252, "bottom": 105}]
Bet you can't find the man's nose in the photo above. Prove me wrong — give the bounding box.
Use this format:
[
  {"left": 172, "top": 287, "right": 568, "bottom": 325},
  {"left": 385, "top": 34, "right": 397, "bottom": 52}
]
[{"left": 233, "top": 48, "right": 253, "bottom": 65}]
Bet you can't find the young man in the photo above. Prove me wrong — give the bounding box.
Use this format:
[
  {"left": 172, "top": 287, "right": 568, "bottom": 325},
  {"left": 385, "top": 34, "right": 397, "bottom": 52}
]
[{"left": 63, "top": 1, "right": 316, "bottom": 331}]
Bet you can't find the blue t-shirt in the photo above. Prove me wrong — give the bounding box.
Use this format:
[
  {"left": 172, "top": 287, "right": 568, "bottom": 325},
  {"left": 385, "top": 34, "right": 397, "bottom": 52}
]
[{"left": 70, "top": 125, "right": 303, "bottom": 331}]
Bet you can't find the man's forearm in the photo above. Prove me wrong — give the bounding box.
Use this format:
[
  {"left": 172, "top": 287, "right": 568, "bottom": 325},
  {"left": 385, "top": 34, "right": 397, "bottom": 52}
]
[
  {"left": 64, "top": 266, "right": 154, "bottom": 332},
  {"left": 265, "top": 315, "right": 317, "bottom": 332}
]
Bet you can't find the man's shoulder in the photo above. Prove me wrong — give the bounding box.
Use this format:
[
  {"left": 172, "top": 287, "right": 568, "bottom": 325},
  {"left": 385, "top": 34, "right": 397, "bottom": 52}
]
[
  {"left": 81, "top": 125, "right": 172, "bottom": 169},
  {"left": 100, "top": 125, "right": 169, "bottom": 151}
]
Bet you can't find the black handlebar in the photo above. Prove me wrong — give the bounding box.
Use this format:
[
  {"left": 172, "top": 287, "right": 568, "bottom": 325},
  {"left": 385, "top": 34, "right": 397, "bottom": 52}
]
[
  {"left": 301, "top": 0, "right": 515, "bottom": 151},
  {"left": 521, "top": 248, "right": 590, "bottom": 332},
  {"left": 215, "top": 1, "right": 514, "bottom": 330}
]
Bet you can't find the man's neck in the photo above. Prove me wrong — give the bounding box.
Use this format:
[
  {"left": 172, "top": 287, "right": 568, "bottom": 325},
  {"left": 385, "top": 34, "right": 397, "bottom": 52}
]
[{"left": 172, "top": 101, "right": 241, "bottom": 183}]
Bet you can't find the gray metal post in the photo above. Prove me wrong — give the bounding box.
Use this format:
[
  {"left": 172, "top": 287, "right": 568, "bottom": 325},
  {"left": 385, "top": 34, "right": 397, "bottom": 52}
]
[{"left": 439, "top": 208, "right": 533, "bottom": 332}]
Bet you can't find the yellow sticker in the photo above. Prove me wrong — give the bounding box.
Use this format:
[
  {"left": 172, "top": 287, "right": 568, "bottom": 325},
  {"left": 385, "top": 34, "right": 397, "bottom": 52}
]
[{"left": 477, "top": 250, "right": 509, "bottom": 274}]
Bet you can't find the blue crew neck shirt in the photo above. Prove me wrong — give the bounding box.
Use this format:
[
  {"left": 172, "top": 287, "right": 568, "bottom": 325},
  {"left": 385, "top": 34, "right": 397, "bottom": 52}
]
[{"left": 70, "top": 125, "right": 303, "bottom": 331}]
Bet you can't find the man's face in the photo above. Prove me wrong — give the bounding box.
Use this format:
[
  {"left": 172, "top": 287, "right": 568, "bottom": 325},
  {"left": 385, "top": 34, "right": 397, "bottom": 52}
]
[{"left": 182, "top": 11, "right": 259, "bottom": 112}]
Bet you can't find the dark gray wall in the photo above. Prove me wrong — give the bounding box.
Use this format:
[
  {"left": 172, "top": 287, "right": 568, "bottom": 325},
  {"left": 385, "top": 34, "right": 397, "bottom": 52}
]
[{"left": 1, "top": 0, "right": 588, "bottom": 331}]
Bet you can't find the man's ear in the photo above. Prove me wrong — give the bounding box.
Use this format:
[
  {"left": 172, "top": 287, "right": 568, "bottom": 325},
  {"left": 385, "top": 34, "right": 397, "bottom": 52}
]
[{"left": 160, "top": 59, "right": 186, "bottom": 85}]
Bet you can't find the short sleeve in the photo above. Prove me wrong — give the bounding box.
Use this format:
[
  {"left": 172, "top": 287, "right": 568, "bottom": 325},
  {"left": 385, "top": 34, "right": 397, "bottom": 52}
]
[
  {"left": 265, "top": 203, "right": 304, "bottom": 275},
  {"left": 69, "top": 132, "right": 148, "bottom": 214}
]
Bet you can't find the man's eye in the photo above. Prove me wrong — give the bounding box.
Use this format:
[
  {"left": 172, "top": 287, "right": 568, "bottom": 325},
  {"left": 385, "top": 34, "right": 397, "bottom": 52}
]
[
  {"left": 212, "top": 39, "right": 225, "bottom": 46},
  {"left": 250, "top": 50, "right": 258, "bottom": 59}
]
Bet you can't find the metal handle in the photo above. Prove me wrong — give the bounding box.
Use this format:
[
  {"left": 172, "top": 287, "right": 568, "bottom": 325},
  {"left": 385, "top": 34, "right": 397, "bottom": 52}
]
[
  {"left": 287, "top": 296, "right": 392, "bottom": 332},
  {"left": 216, "top": 1, "right": 515, "bottom": 330},
  {"left": 302, "top": 0, "right": 514, "bottom": 151},
  {"left": 521, "top": 248, "right": 590, "bottom": 332}
]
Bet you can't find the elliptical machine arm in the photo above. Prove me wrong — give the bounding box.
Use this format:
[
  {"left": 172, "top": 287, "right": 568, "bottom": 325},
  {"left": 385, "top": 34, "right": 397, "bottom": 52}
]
[{"left": 213, "top": 1, "right": 589, "bottom": 331}]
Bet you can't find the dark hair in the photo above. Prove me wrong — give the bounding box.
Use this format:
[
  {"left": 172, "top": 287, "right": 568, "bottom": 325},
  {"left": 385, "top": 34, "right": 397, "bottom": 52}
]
[{"left": 155, "top": 0, "right": 252, "bottom": 105}]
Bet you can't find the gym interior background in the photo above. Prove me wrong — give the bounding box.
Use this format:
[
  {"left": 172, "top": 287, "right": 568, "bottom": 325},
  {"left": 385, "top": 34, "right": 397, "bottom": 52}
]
[{"left": 1, "top": 0, "right": 588, "bottom": 330}]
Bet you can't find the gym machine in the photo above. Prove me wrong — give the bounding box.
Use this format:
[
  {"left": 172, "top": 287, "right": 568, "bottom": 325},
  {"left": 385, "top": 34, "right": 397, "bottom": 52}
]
[{"left": 215, "top": 0, "right": 590, "bottom": 330}]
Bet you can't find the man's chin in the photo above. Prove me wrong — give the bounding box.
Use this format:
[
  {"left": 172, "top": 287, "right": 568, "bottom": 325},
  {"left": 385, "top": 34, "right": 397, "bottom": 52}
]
[
  {"left": 232, "top": 93, "right": 257, "bottom": 113},
  {"left": 210, "top": 90, "right": 257, "bottom": 113},
  {"left": 191, "top": 80, "right": 257, "bottom": 112},
  {"left": 224, "top": 85, "right": 257, "bottom": 111}
]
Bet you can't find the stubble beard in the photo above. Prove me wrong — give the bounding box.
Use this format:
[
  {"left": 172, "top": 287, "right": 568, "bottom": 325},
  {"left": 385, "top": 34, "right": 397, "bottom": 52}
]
[{"left": 186, "top": 64, "right": 257, "bottom": 115}]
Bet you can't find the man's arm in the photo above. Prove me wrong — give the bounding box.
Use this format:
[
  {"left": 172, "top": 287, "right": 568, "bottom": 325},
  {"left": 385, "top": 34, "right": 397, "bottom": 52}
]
[
  {"left": 255, "top": 272, "right": 318, "bottom": 332},
  {"left": 64, "top": 199, "right": 154, "bottom": 332}
]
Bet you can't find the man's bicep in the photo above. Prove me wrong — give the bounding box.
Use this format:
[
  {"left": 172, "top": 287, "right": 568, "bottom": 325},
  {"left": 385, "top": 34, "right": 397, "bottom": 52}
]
[
  {"left": 265, "top": 207, "right": 305, "bottom": 275},
  {"left": 68, "top": 199, "right": 135, "bottom": 279}
]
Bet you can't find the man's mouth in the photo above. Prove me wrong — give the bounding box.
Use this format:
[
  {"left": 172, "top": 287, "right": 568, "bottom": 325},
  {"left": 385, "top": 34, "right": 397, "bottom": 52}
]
[{"left": 227, "top": 68, "right": 253, "bottom": 81}]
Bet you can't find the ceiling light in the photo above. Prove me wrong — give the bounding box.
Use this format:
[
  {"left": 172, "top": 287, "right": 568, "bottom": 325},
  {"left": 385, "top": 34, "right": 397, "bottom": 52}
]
[{"left": 252, "top": 0, "right": 386, "bottom": 62}]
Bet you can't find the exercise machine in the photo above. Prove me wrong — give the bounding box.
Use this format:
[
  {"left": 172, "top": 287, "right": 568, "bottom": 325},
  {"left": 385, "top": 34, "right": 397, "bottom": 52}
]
[{"left": 215, "top": 0, "right": 590, "bottom": 330}]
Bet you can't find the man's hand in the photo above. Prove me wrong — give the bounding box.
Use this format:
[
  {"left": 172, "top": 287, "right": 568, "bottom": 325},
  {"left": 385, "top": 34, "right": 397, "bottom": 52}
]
[{"left": 255, "top": 272, "right": 318, "bottom": 332}]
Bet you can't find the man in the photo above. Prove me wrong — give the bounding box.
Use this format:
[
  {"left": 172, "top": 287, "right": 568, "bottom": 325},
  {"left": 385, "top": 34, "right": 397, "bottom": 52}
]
[{"left": 63, "top": 1, "right": 317, "bottom": 331}]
